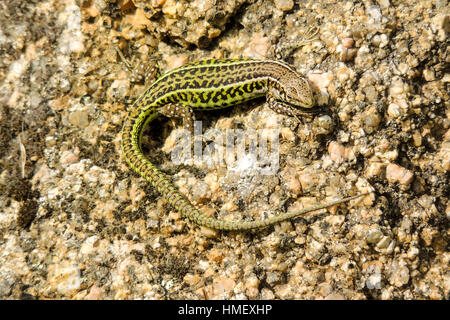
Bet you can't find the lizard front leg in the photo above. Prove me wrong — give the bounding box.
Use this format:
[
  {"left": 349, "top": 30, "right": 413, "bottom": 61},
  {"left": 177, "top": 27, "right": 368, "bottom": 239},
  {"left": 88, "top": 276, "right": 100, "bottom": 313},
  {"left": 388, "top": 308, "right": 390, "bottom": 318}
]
[{"left": 266, "top": 93, "right": 302, "bottom": 122}]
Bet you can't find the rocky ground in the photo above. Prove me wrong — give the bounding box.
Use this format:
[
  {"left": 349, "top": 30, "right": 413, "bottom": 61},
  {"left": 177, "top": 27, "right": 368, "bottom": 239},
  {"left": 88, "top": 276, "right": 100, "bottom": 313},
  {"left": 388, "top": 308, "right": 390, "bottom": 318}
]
[{"left": 0, "top": 0, "right": 448, "bottom": 299}]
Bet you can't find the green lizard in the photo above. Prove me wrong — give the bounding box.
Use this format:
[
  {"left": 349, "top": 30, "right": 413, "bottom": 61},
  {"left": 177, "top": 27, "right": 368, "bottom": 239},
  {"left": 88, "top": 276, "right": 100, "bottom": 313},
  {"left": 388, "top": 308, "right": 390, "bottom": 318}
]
[{"left": 121, "top": 58, "right": 368, "bottom": 231}]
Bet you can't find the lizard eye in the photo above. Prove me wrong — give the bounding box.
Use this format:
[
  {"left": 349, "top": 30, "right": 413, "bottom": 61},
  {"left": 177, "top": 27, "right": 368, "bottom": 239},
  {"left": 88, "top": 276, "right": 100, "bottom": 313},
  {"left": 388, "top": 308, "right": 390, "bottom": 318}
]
[
  {"left": 285, "top": 86, "right": 299, "bottom": 99},
  {"left": 284, "top": 86, "right": 304, "bottom": 104}
]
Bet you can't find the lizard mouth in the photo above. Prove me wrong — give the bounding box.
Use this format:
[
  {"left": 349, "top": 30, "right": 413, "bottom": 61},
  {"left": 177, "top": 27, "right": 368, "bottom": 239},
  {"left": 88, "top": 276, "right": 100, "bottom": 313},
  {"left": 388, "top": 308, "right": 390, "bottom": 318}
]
[{"left": 275, "top": 99, "right": 321, "bottom": 116}]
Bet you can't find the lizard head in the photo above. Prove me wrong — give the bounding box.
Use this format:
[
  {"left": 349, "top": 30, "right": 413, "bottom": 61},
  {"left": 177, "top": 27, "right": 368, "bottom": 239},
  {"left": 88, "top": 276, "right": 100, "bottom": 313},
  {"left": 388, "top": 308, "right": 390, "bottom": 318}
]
[
  {"left": 284, "top": 76, "right": 314, "bottom": 109},
  {"left": 269, "top": 70, "right": 316, "bottom": 117}
]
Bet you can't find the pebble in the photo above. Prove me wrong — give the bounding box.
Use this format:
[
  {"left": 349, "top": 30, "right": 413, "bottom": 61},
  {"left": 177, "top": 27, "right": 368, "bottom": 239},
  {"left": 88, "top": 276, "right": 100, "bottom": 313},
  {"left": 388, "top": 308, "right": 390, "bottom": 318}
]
[
  {"left": 337, "top": 39, "right": 358, "bottom": 62},
  {"left": 165, "top": 54, "right": 189, "bottom": 70},
  {"left": 341, "top": 37, "right": 354, "bottom": 49},
  {"left": 376, "top": 236, "right": 394, "bottom": 251},
  {"left": 243, "top": 33, "right": 271, "bottom": 58},
  {"left": 84, "top": 286, "right": 103, "bottom": 300},
  {"left": 48, "top": 263, "right": 81, "bottom": 296},
  {"left": 280, "top": 167, "right": 302, "bottom": 195},
  {"left": 245, "top": 274, "right": 260, "bottom": 298},
  {"left": 434, "top": 130, "right": 450, "bottom": 172},
  {"left": 107, "top": 80, "right": 130, "bottom": 101},
  {"left": 191, "top": 180, "right": 209, "bottom": 203},
  {"left": 386, "top": 163, "right": 414, "bottom": 185},
  {"left": 68, "top": 107, "right": 89, "bottom": 128},
  {"left": 207, "top": 248, "right": 224, "bottom": 262},
  {"left": 324, "top": 292, "right": 345, "bottom": 300},
  {"left": 59, "top": 149, "right": 79, "bottom": 168},
  {"left": 387, "top": 103, "right": 402, "bottom": 118},
  {"left": 0, "top": 276, "right": 14, "bottom": 297},
  {"left": 328, "top": 141, "right": 356, "bottom": 164},
  {"left": 266, "top": 271, "right": 283, "bottom": 286},
  {"left": 363, "top": 107, "right": 381, "bottom": 133},
  {"left": 58, "top": 5, "right": 84, "bottom": 54},
  {"left": 313, "top": 115, "right": 333, "bottom": 135},
  {"left": 366, "top": 273, "right": 382, "bottom": 290},
  {"left": 366, "top": 228, "right": 383, "bottom": 244},
  {"left": 407, "top": 246, "right": 419, "bottom": 260},
  {"left": 297, "top": 169, "right": 317, "bottom": 193},
  {"left": 260, "top": 288, "right": 275, "bottom": 299},
  {"left": 200, "top": 226, "right": 219, "bottom": 239},
  {"left": 365, "top": 161, "right": 385, "bottom": 178},
  {"left": 387, "top": 260, "right": 410, "bottom": 287},
  {"left": 305, "top": 238, "right": 325, "bottom": 261},
  {"left": 422, "top": 69, "right": 435, "bottom": 82},
  {"left": 212, "top": 276, "right": 235, "bottom": 297},
  {"left": 183, "top": 273, "right": 202, "bottom": 286},
  {"left": 280, "top": 127, "right": 296, "bottom": 142},
  {"left": 389, "top": 78, "right": 409, "bottom": 97},
  {"left": 274, "top": 0, "right": 294, "bottom": 12}
]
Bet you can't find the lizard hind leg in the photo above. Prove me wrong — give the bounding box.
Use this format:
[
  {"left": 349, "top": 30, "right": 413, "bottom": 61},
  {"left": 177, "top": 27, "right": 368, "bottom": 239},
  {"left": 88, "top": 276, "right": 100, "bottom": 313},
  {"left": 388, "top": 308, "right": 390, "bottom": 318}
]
[
  {"left": 158, "top": 103, "right": 196, "bottom": 133},
  {"left": 113, "top": 44, "right": 160, "bottom": 85}
]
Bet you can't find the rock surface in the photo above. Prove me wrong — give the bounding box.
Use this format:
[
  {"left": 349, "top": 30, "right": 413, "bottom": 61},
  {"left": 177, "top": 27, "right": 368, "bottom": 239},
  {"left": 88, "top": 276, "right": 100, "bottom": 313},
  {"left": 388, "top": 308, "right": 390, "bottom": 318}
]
[{"left": 0, "top": 0, "right": 448, "bottom": 299}]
